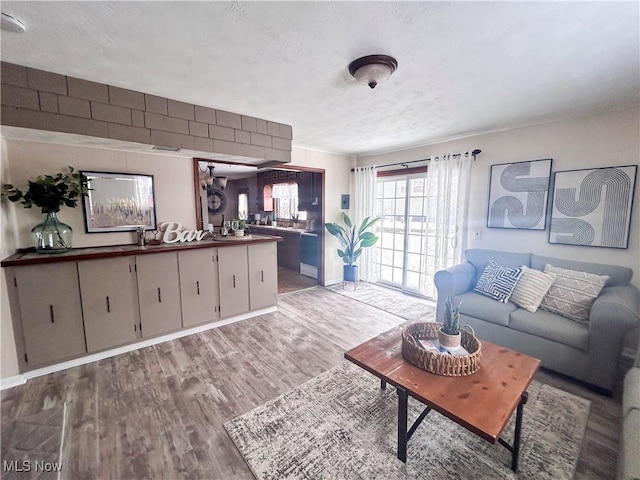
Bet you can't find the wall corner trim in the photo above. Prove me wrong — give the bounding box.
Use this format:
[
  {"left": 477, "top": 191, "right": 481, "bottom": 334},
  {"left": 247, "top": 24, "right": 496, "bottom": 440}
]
[{"left": 0, "top": 374, "right": 26, "bottom": 390}]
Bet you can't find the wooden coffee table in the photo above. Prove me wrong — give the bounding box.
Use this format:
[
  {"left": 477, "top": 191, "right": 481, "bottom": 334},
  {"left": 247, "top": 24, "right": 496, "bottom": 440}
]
[{"left": 344, "top": 324, "right": 540, "bottom": 472}]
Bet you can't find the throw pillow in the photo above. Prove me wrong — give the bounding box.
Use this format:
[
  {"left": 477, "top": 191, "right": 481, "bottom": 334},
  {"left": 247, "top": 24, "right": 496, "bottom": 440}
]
[
  {"left": 474, "top": 260, "right": 523, "bottom": 303},
  {"left": 509, "top": 266, "right": 556, "bottom": 313},
  {"left": 540, "top": 264, "right": 609, "bottom": 323}
]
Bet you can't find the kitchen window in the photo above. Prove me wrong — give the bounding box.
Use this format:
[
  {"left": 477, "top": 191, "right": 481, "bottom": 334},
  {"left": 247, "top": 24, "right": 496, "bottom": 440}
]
[{"left": 272, "top": 182, "right": 307, "bottom": 221}]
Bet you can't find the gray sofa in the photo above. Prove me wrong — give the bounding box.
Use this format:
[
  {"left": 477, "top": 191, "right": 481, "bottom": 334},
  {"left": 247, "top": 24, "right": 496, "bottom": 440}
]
[
  {"left": 619, "top": 344, "right": 640, "bottom": 480},
  {"left": 434, "top": 249, "right": 640, "bottom": 393}
]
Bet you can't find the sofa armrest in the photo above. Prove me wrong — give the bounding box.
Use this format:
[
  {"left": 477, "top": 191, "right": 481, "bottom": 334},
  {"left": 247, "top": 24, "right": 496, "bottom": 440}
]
[
  {"left": 434, "top": 262, "right": 476, "bottom": 322},
  {"left": 586, "top": 284, "right": 640, "bottom": 390},
  {"left": 590, "top": 285, "right": 640, "bottom": 333}
]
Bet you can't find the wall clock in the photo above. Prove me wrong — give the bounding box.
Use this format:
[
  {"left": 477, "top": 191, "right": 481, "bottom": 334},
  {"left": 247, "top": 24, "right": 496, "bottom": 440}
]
[{"left": 207, "top": 187, "right": 228, "bottom": 214}]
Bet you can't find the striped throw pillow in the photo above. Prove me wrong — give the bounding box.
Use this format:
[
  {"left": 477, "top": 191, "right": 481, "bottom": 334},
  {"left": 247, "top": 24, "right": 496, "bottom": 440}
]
[
  {"left": 474, "top": 260, "right": 523, "bottom": 303},
  {"left": 540, "top": 264, "right": 609, "bottom": 323},
  {"left": 510, "top": 266, "right": 556, "bottom": 313}
]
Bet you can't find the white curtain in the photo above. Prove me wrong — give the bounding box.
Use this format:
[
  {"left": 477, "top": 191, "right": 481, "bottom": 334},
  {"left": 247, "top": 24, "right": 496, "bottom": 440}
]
[
  {"left": 420, "top": 152, "right": 473, "bottom": 297},
  {"left": 354, "top": 165, "right": 378, "bottom": 282}
]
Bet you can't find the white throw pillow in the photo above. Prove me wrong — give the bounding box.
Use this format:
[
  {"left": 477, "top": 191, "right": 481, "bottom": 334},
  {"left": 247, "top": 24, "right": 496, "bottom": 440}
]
[
  {"left": 540, "top": 264, "right": 609, "bottom": 323},
  {"left": 510, "top": 266, "right": 556, "bottom": 313}
]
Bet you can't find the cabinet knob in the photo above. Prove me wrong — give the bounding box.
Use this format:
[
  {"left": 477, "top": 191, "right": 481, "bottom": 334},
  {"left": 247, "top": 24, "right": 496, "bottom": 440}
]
[
  {"left": 49, "top": 305, "right": 55, "bottom": 323},
  {"left": 196, "top": 281, "right": 200, "bottom": 295},
  {"left": 157, "top": 287, "right": 162, "bottom": 303},
  {"left": 106, "top": 296, "right": 111, "bottom": 313},
  {"left": 261, "top": 270, "right": 264, "bottom": 283},
  {"left": 233, "top": 274, "right": 236, "bottom": 288}
]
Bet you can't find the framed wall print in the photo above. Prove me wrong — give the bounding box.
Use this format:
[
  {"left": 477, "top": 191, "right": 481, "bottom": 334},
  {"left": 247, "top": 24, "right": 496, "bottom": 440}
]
[
  {"left": 487, "top": 158, "right": 552, "bottom": 230},
  {"left": 82, "top": 171, "right": 157, "bottom": 233},
  {"left": 548, "top": 165, "right": 637, "bottom": 248}
]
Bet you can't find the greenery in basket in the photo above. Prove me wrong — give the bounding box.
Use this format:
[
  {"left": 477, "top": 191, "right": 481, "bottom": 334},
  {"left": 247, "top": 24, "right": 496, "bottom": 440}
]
[
  {"left": 291, "top": 212, "right": 299, "bottom": 222},
  {"left": 442, "top": 296, "right": 460, "bottom": 335},
  {"left": 324, "top": 212, "right": 380, "bottom": 266},
  {"left": 1, "top": 166, "right": 89, "bottom": 213}
]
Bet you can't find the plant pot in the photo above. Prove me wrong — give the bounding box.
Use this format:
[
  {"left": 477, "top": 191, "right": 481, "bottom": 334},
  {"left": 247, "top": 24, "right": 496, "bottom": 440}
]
[
  {"left": 343, "top": 264, "right": 358, "bottom": 282},
  {"left": 235, "top": 230, "right": 245, "bottom": 237},
  {"left": 31, "top": 211, "right": 72, "bottom": 254},
  {"left": 293, "top": 222, "right": 300, "bottom": 229},
  {"left": 438, "top": 328, "right": 461, "bottom": 352}
]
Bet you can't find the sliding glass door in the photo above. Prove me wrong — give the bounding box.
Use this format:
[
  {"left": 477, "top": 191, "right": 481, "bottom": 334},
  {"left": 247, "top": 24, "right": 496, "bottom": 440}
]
[{"left": 374, "top": 173, "right": 433, "bottom": 297}]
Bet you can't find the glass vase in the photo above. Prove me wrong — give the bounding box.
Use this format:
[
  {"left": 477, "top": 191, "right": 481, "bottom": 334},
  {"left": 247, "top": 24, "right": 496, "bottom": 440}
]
[{"left": 31, "top": 211, "right": 72, "bottom": 254}]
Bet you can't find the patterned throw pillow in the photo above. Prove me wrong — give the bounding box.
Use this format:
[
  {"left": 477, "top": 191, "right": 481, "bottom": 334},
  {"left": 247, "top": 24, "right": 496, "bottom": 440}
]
[
  {"left": 509, "top": 266, "right": 556, "bottom": 313},
  {"left": 540, "top": 264, "right": 609, "bottom": 323},
  {"left": 474, "top": 260, "right": 523, "bottom": 303}
]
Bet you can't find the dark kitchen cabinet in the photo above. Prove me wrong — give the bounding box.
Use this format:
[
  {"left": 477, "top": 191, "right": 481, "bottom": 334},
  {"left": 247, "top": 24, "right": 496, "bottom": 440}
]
[{"left": 298, "top": 171, "right": 321, "bottom": 212}]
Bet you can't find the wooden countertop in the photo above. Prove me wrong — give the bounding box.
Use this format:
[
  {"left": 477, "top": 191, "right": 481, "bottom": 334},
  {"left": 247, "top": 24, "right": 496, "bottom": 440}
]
[{"left": 1, "top": 234, "right": 282, "bottom": 267}]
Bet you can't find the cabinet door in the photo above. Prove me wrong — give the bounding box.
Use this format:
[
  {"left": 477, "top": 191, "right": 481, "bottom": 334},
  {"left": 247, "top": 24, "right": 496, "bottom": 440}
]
[
  {"left": 15, "top": 263, "right": 86, "bottom": 367},
  {"left": 136, "top": 253, "right": 182, "bottom": 337},
  {"left": 78, "top": 257, "right": 138, "bottom": 352},
  {"left": 178, "top": 248, "right": 220, "bottom": 327},
  {"left": 218, "top": 246, "right": 250, "bottom": 317},
  {"left": 298, "top": 171, "right": 313, "bottom": 211},
  {"left": 248, "top": 243, "right": 278, "bottom": 310}
]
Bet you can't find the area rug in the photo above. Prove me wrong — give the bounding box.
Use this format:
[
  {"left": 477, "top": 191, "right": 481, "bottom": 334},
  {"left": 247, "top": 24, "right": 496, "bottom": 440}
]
[
  {"left": 1, "top": 404, "right": 66, "bottom": 480},
  {"left": 225, "top": 362, "right": 590, "bottom": 479},
  {"left": 326, "top": 283, "right": 436, "bottom": 322}
]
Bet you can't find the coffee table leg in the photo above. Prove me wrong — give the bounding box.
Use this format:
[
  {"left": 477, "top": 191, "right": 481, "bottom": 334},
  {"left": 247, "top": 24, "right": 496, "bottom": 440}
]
[
  {"left": 512, "top": 391, "right": 528, "bottom": 472},
  {"left": 381, "top": 379, "right": 387, "bottom": 390},
  {"left": 397, "top": 387, "right": 408, "bottom": 462}
]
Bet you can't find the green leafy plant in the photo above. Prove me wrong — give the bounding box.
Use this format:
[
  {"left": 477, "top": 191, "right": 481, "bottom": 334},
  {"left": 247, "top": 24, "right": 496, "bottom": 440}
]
[
  {"left": 442, "top": 296, "right": 460, "bottom": 335},
  {"left": 291, "top": 212, "right": 299, "bottom": 222},
  {"left": 1, "top": 166, "right": 89, "bottom": 214},
  {"left": 325, "top": 212, "right": 380, "bottom": 266}
]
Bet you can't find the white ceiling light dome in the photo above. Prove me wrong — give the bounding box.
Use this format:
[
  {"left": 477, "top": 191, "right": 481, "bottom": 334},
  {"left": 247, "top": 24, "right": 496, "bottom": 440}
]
[
  {"left": 1, "top": 12, "right": 26, "bottom": 33},
  {"left": 348, "top": 54, "right": 398, "bottom": 89}
]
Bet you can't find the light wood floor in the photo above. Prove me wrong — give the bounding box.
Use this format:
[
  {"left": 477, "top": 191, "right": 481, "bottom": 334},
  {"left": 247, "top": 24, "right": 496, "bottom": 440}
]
[{"left": 1, "top": 287, "right": 625, "bottom": 479}]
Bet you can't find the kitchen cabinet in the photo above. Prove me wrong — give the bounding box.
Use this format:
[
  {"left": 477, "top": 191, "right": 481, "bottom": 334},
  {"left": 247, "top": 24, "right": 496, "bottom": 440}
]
[
  {"left": 14, "top": 263, "right": 86, "bottom": 367},
  {"left": 136, "top": 253, "right": 182, "bottom": 337},
  {"left": 218, "top": 245, "right": 250, "bottom": 317},
  {"left": 77, "top": 257, "right": 138, "bottom": 352},
  {"left": 298, "top": 171, "right": 322, "bottom": 212},
  {"left": 178, "top": 248, "right": 220, "bottom": 327},
  {"left": 2, "top": 237, "right": 280, "bottom": 373},
  {"left": 248, "top": 242, "right": 278, "bottom": 310},
  {"left": 278, "top": 230, "right": 300, "bottom": 270}
]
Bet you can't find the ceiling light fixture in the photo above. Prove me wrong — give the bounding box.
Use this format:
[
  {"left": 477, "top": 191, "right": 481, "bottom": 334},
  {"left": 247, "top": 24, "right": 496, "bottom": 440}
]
[
  {"left": 199, "top": 163, "right": 228, "bottom": 191},
  {"left": 348, "top": 54, "right": 398, "bottom": 89},
  {"left": 1, "top": 12, "right": 26, "bottom": 33}
]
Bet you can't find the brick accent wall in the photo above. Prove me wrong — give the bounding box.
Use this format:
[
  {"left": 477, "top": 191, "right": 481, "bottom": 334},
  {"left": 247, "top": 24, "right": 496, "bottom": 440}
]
[{"left": 0, "top": 62, "right": 292, "bottom": 163}]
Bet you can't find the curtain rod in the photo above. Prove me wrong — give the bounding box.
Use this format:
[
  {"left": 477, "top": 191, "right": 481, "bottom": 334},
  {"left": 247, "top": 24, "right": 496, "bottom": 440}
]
[{"left": 351, "top": 149, "right": 481, "bottom": 172}]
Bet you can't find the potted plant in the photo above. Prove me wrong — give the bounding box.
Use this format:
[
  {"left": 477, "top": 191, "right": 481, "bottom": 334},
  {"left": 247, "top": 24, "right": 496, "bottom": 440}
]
[
  {"left": 291, "top": 212, "right": 300, "bottom": 229},
  {"left": 325, "top": 213, "right": 379, "bottom": 282},
  {"left": 234, "top": 219, "right": 247, "bottom": 236},
  {"left": 1, "top": 166, "right": 88, "bottom": 253},
  {"left": 439, "top": 296, "right": 461, "bottom": 352}
]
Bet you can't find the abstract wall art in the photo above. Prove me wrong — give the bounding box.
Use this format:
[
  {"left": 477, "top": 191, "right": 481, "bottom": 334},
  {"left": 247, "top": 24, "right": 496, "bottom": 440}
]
[
  {"left": 487, "top": 159, "right": 552, "bottom": 230},
  {"left": 548, "top": 165, "right": 637, "bottom": 248}
]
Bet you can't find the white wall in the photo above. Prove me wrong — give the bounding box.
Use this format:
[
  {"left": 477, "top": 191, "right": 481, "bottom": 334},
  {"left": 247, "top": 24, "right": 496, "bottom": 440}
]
[
  {"left": 290, "top": 148, "right": 355, "bottom": 284},
  {"left": 359, "top": 108, "right": 640, "bottom": 287}
]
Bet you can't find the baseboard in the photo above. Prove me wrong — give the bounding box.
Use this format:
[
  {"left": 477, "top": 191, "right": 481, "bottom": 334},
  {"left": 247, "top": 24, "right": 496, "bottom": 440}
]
[
  {"left": 0, "top": 374, "right": 26, "bottom": 390},
  {"left": 325, "top": 278, "right": 343, "bottom": 286},
  {"left": 0, "top": 306, "right": 277, "bottom": 391}
]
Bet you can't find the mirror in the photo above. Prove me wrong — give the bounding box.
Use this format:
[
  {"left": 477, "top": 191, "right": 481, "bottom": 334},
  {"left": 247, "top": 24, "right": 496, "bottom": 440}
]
[{"left": 82, "top": 171, "right": 157, "bottom": 233}]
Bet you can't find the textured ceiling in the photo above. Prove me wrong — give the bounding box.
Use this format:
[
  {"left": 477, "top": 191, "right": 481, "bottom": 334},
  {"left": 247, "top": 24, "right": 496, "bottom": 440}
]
[{"left": 1, "top": 1, "right": 638, "bottom": 156}]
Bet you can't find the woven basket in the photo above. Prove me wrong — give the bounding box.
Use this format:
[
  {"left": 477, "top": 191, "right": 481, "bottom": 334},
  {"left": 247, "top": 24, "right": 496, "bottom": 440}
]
[{"left": 401, "top": 322, "right": 482, "bottom": 376}]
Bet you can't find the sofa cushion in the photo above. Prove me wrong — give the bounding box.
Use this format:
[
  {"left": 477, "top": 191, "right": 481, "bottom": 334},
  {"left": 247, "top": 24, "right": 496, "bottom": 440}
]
[
  {"left": 455, "top": 291, "right": 517, "bottom": 326},
  {"left": 531, "top": 254, "right": 631, "bottom": 287},
  {"left": 509, "top": 308, "right": 589, "bottom": 351},
  {"left": 465, "top": 249, "right": 531, "bottom": 283},
  {"left": 474, "top": 260, "right": 523, "bottom": 303},
  {"left": 540, "top": 264, "right": 609, "bottom": 324},
  {"left": 510, "top": 266, "right": 556, "bottom": 313},
  {"left": 623, "top": 367, "right": 640, "bottom": 417}
]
